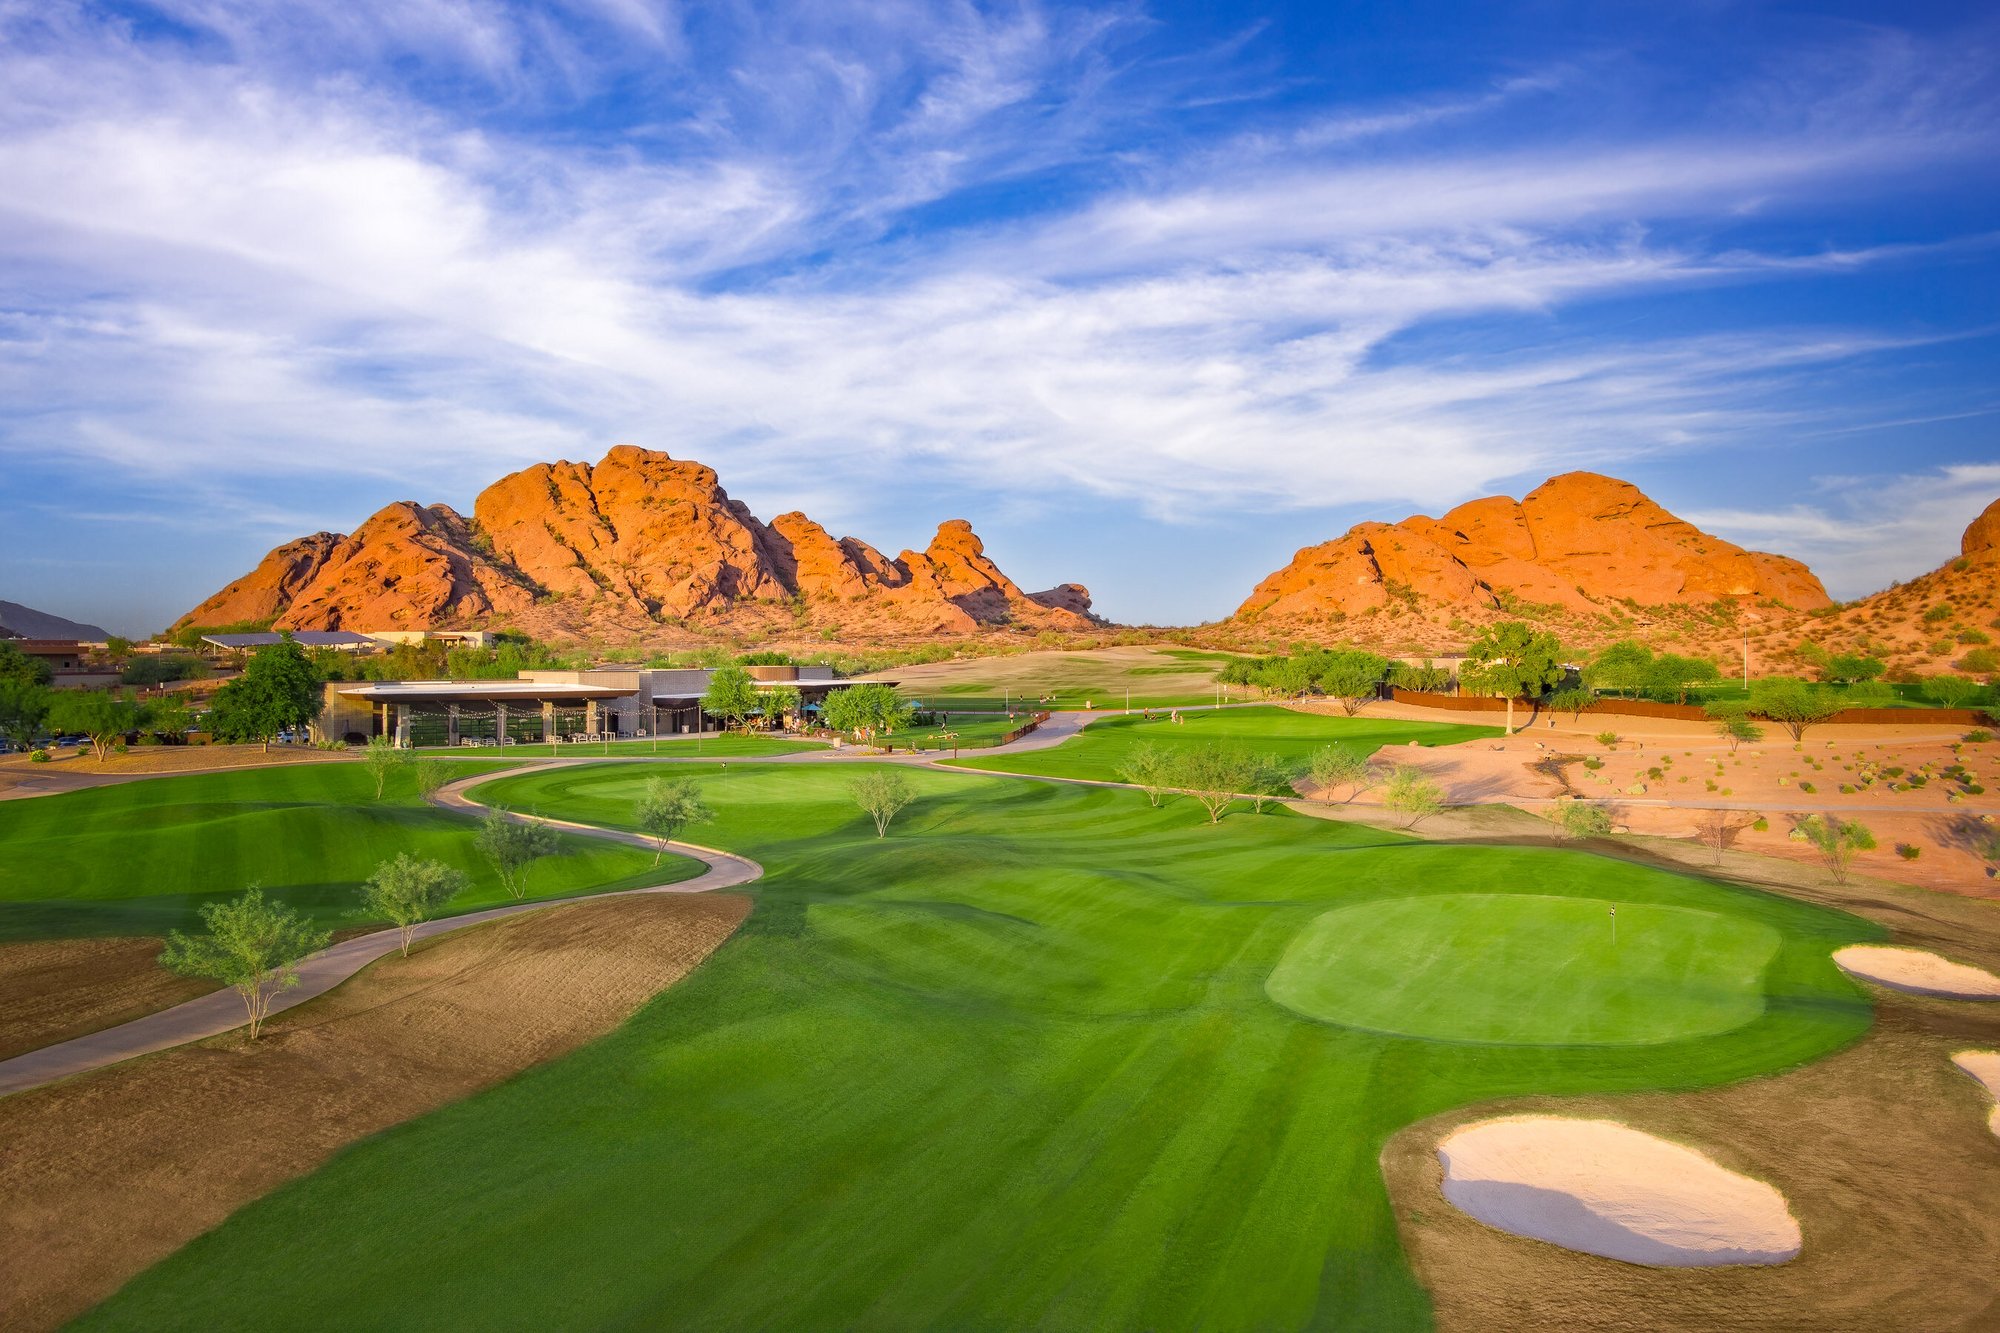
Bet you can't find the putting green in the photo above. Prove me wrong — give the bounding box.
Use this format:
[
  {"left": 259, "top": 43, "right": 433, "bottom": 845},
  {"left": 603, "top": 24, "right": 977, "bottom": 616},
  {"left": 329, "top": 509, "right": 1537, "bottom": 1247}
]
[{"left": 1266, "top": 893, "right": 1781, "bottom": 1045}]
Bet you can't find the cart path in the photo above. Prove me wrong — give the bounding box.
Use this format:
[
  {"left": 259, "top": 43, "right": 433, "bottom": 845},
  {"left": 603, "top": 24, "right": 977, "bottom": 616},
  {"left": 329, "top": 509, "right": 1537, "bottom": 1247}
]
[{"left": 0, "top": 772, "right": 761, "bottom": 1099}]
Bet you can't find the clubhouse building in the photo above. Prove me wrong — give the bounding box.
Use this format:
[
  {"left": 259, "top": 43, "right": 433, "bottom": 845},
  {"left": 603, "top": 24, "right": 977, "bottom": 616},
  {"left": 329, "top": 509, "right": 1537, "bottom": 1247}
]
[{"left": 316, "top": 664, "right": 895, "bottom": 746}]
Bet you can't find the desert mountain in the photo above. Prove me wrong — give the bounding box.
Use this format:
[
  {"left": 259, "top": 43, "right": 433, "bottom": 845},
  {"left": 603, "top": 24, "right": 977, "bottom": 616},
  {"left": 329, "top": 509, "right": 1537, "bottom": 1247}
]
[
  {"left": 1238, "top": 472, "right": 1830, "bottom": 624},
  {"left": 0, "top": 600, "right": 112, "bottom": 641},
  {"left": 178, "top": 446, "right": 1096, "bottom": 640}
]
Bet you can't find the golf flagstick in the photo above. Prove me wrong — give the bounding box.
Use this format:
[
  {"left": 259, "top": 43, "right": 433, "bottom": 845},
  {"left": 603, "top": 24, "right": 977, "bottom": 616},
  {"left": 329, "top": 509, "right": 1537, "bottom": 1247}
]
[{"left": 1610, "top": 905, "right": 1617, "bottom": 945}]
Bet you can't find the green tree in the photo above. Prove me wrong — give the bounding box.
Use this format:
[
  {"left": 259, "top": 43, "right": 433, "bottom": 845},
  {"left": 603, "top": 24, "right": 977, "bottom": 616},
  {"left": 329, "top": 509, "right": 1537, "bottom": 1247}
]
[
  {"left": 1256, "top": 657, "right": 1314, "bottom": 700},
  {"left": 414, "top": 759, "right": 452, "bottom": 803},
  {"left": 1749, "top": 676, "right": 1840, "bottom": 742},
  {"left": 1644, "top": 653, "right": 1720, "bottom": 704},
  {"left": 0, "top": 678, "right": 50, "bottom": 752},
  {"left": 0, "top": 640, "right": 53, "bottom": 687},
  {"left": 849, "top": 769, "right": 917, "bottom": 837},
  {"left": 1705, "top": 701, "right": 1763, "bottom": 752},
  {"left": 1383, "top": 764, "right": 1446, "bottom": 828},
  {"left": 207, "top": 637, "right": 322, "bottom": 749},
  {"left": 1307, "top": 745, "right": 1374, "bottom": 804},
  {"left": 1170, "top": 744, "right": 1259, "bottom": 825},
  {"left": 1548, "top": 800, "right": 1613, "bottom": 842},
  {"left": 1793, "top": 814, "right": 1876, "bottom": 885},
  {"left": 701, "top": 665, "right": 761, "bottom": 731},
  {"left": 635, "top": 777, "right": 714, "bottom": 864},
  {"left": 821, "top": 683, "right": 915, "bottom": 748},
  {"left": 1925, "top": 674, "right": 1981, "bottom": 709},
  {"left": 1119, "top": 741, "right": 1175, "bottom": 808},
  {"left": 1825, "top": 652, "right": 1886, "bottom": 685},
  {"left": 475, "top": 807, "right": 561, "bottom": 899},
  {"left": 1584, "top": 640, "right": 1653, "bottom": 696},
  {"left": 159, "top": 888, "right": 332, "bottom": 1039},
  {"left": 1462, "top": 621, "right": 1564, "bottom": 734},
  {"left": 360, "top": 854, "right": 468, "bottom": 956},
  {"left": 763, "top": 683, "right": 803, "bottom": 729},
  {"left": 141, "top": 696, "right": 195, "bottom": 744},
  {"left": 1314, "top": 650, "right": 1389, "bottom": 716},
  {"left": 361, "top": 733, "right": 410, "bottom": 799},
  {"left": 47, "top": 689, "right": 142, "bottom": 761},
  {"left": 1387, "top": 658, "right": 1453, "bottom": 693}
]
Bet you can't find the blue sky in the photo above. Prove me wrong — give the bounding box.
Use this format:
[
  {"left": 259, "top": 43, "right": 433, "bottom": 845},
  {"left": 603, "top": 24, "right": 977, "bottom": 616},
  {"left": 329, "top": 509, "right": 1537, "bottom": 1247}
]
[{"left": 1, "top": 0, "right": 1996, "bottom": 636}]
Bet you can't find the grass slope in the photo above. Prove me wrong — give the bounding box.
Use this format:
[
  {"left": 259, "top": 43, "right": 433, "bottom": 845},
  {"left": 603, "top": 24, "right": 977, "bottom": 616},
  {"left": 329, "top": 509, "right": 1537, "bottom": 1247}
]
[
  {"left": 85, "top": 762, "right": 1878, "bottom": 1331},
  {"left": 947, "top": 705, "right": 1502, "bottom": 792},
  {"left": 415, "top": 734, "right": 818, "bottom": 760},
  {"left": 0, "top": 763, "right": 680, "bottom": 941}
]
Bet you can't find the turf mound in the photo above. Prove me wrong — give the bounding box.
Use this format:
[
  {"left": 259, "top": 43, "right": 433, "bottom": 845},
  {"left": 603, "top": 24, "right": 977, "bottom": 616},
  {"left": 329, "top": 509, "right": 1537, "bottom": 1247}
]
[
  {"left": 1436, "top": 1116, "right": 1802, "bottom": 1267},
  {"left": 1266, "top": 893, "right": 1781, "bottom": 1045},
  {"left": 1832, "top": 946, "right": 2000, "bottom": 999}
]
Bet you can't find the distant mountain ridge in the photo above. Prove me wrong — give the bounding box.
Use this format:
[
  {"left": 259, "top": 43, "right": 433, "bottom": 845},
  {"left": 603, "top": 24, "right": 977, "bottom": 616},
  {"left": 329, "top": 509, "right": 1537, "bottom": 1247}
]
[
  {"left": 178, "top": 445, "right": 1097, "bottom": 640},
  {"left": 0, "top": 600, "right": 111, "bottom": 641}
]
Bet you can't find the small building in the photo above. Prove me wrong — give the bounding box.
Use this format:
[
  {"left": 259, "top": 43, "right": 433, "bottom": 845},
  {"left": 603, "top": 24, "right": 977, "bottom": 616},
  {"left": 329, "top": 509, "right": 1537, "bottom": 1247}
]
[
  {"left": 362, "top": 630, "right": 498, "bottom": 649},
  {"left": 12, "top": 639, "right": 85, "bottom": 671},
  {"left": 317, "top": 663, "right": 899, "bottom": 745}
]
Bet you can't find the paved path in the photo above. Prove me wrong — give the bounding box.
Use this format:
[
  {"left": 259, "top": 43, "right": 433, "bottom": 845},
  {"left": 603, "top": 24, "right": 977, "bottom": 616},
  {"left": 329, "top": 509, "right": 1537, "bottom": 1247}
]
[{"left": 0, "top": 773, "right": 762, "bottom": 1099}]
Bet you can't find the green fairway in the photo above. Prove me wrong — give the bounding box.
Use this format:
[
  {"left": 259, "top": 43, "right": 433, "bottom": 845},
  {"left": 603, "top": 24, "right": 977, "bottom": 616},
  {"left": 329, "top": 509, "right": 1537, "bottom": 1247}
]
[
  {"left": 83, "top": 760, "right": 1879, "bottom": 1331},
  {"left": 0, "top": 763, "right": 683, "bottom": 941},
  {"left": 887, "top": 713, "right": 1026, "bottom": 750},
  {"left": 946, "top": 704, "right": 1502, "bottom": 792},
  {"left": 1266, "top": 894, "right": 1781, "bottom": 1045},
  {"left": 415, "top": 733, "right": 818, "bottom": 759}
]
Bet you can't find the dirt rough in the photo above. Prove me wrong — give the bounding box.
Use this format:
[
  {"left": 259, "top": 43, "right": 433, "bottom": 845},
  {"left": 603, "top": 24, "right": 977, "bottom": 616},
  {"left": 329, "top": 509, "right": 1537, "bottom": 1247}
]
[
  {"left": 0, "top": 891, "right": 750, "bottom": 1331},
  {"left": 176, "top": 445, "right": 1096, "bottom": 639},
  {"left": 0, "top": 939, "right": 215, "bottom": 1062}
]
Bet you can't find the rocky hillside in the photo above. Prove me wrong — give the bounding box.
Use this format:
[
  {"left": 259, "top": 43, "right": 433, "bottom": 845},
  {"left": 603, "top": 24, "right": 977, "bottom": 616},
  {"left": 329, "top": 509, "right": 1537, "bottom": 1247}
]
[
  {"left": 1228, "top": 474, "right": 1998, "bottom": 677},
  {"left": 179, "top": 446, "right": 1097, "bottom": 640}
]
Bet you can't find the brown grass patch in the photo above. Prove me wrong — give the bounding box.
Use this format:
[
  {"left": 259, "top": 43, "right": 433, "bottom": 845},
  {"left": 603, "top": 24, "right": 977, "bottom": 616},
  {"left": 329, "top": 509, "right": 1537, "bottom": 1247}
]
[
  {"left": 0, "top": 938, "right": 215, "bottom": 1061},
  {"left": 1384, "top": 997, "right": 2000, "bottom": 1331},
  {"left": 0, "top": 891, "right": 749, "bottom": 1331}
]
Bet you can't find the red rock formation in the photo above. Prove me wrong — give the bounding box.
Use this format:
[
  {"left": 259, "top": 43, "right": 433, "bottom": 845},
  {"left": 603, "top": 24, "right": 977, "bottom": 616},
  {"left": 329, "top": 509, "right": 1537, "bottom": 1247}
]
[
  {"left": 178, "top": 447, "right": 1095, "bottom": 639},
  {"left": 1238, "top": 472, "right": 1831, "bottom": 622},
  {"left": 1964, "top": 497, "right": 2000, "bottom": 561}
]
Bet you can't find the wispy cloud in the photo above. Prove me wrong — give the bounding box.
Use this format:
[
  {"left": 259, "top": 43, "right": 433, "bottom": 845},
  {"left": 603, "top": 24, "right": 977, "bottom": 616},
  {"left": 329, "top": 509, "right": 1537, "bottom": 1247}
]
[{"left": 0, "top": 2, "right": 1995, "bottom": 627}]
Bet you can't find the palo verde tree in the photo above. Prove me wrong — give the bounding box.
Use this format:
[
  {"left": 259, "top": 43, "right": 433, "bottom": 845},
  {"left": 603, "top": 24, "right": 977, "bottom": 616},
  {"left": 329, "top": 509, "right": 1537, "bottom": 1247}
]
[
  {"left": 475, "top": 807, "right": 562, "bottom": 899},
  {"left": 1119, "top": 741, "right": 1175, "bottom": 808},
  {"left": 635, "top": 777, "right": 714, "bottom": 864},
  {"left": 821, "top": 683, "right": 915, "bottom": 749},
  {"left": 1694, "top": 808, "right": 1751, "bottom": 865},
  {"left": 159, "top": 888, "right": 332, "bottom": 1039},
  {"left": 1792, "top": 813, "right": 1876, "bottom": 884},
  {"left": 414, "top": 758, "right": 452, "bottom": 803},
  {"left": 849, "top": 769, "right": 917, "bottom": 837},
  {"left": 360, "top": 854, "right": 468, "bottom": 956},
  {"left": 1925, "top": 674, "right": 1982, "bottom": 709},
  {"left": 207, "top": 636, "right": 323, "bottom": 750},
  {"left": 1583, "top": 640, "right": 1653, "bottom": 696},
  {"left": 46, "top": 688, "right": 142, "bottom": 761},
  {"left": 701, "top": 665, "right": 761, "bottom": 732},
  {"left": 1749, "top": 676, "right": 1841, "bottom": 742},
  {"left": 361, "top": 733, "right": 410, "bottom": 799},
  {"left": 1547, "top": 800, "right": 1613, "bottom": 843},
  {"left": 1307, "top": 744, "right": 1375, "bottom": 804},
  {"left": 1383, "top": 764, "right": 1446, "bottom": 829},
  {"left": 763, "top": 682, "right": 803, "bottom": 729},
  {"left": 1314, "top": 651, "right": 1389, "bottom": 716},
  {"left": 1171, "top": 743, "right": 1259, "bottom": 825},
  {"left": 1704, "top": 701, "right": 1763, "bottom": 752},
  {"left": 1461, "top": 620, "right": 1565, "bottom": 735}
]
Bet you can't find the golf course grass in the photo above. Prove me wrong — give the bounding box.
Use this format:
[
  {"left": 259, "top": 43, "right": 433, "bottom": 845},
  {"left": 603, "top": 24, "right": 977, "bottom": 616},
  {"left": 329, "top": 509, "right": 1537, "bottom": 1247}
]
[
  {"left": 946, "top": 704, "right": 1501, "bottom": 791},
  {"left": 78, "top": 760, "right": 1880, "bottom": 1330},
  {"left": 1266, "top": 894, "right": 1781, "bottom": 1045},
  {"left": 0, "top": 762, "right": 681, "bottom": 942}
]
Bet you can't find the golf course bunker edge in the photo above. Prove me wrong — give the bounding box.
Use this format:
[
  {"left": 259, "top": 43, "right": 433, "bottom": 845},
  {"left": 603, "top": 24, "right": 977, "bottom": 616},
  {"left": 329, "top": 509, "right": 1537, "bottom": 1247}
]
[
  {"left": 1436, "top": 1116, "right": 1803, "bottom": 1267},
  {"left": 1265, "top": 893, "right": 1782, "bottom": 1046}
]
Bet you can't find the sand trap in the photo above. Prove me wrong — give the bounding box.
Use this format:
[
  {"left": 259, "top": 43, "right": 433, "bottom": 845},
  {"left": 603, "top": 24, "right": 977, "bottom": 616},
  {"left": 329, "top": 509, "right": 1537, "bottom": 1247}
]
[
  {"left": 1437, "top": 1116, "right": 1801, "bottom": 1267},
  {"left": 1955, "top": 1052, "right": 2000, "bottom": 1139},
  {"left": 1832, "top": 946, "right": 2000, "bottom": 999}
]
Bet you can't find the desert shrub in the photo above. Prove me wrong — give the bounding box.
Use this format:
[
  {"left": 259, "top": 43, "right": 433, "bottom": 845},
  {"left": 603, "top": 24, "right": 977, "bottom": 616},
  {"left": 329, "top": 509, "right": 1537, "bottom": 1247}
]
[
  {"left": 1966, "top": 729, "right": 1993, "bottom": 743},
  {"left": 1752, "top": 816, "right": 1769, "bottom": 832},
  {"left": 1594, "top": 731, "right": 1619, "bottom": 749},
  {"left": 1923, "top": 603, "right": 1954, "bottom": 623},
  {"left": 1959, "top": 647, "right": 2000, "bottom": 675},
  {"left": 1895, "top": 843, "right": 1921, "bottom": 861}
]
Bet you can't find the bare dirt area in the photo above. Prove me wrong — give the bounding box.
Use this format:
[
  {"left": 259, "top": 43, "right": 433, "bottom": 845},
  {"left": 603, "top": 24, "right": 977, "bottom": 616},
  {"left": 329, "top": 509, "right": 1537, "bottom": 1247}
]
[
  {"left": 1294, "top": 703, "right": 1998, "bottom": 895},
  {"left": 0, "top": 891, "right": 750, "bottom": 1331},
  {"left": 1383, "top": 996, "right": 2000, "bottom": 1332},
  {"left": 0, "top": 743, "right": 351, "bottom": 799},
  {"left": 0, "top": 938, "right": 215, "bottom": 1061}
]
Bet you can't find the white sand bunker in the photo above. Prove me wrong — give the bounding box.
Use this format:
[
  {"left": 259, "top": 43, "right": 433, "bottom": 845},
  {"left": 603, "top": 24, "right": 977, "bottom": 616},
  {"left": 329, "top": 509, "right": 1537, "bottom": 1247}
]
[
  {"left": 1832, "top": 946, "right": 2000, "bottom": 999},
  {"left": 1955, "top": 1051, "right": 2000, "bottom": 1139},
  {"left": 1437, "top": 1117, "right": 1802, "bottom": 1267}
]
